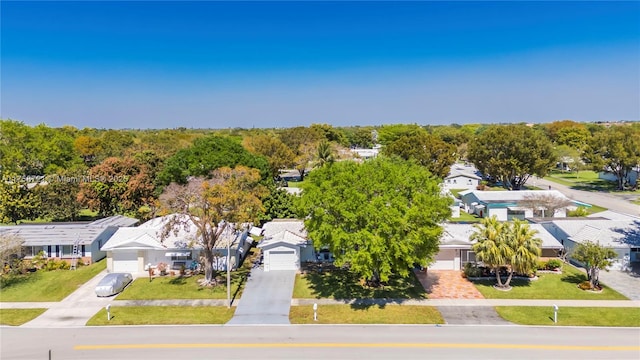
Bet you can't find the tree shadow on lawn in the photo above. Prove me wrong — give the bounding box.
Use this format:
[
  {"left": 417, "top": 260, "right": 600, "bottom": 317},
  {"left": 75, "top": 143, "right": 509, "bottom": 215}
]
[
  {"left": 472, "top": 278, "right": 533, "bottom": 288},
  {"left": 0, "top": 272, "right": 40, "bottom": 289},
  {"left": 560, "top": 273, "right": 586, "bottom": 286},
  {"left": 304, "top": 267, "right": 426, "bottom": 303}
]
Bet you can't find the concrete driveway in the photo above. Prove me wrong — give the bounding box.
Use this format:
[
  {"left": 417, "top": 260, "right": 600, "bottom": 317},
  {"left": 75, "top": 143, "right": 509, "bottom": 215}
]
[
  {"left": 226, "top": 268, "right": 296, "bottom": 325},
  {"left": 598, "top": 269, "right": 640, "bottom": 300},
  {"left": 437, "top": 306, "right": 511, "bottom": 325}
]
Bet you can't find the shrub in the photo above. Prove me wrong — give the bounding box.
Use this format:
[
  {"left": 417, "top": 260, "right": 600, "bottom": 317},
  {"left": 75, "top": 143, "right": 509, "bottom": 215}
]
[
  {"left": 463, "top": 263, "right": 483, "bottom": 278},
  {"left": 568, "top": 207, "right": 589, "bottom": 217},
  {"left": 546, "top": 259, "right": 562, "bottom": 270},
  {"left": 578, "top": 281, "right": 593, "bottom": 290},
  {"left": 536, "top": 260, "right": 547, "bottom": 271},
  {"left": 44, "top": 259, "right": 70, "bottom": 271}
]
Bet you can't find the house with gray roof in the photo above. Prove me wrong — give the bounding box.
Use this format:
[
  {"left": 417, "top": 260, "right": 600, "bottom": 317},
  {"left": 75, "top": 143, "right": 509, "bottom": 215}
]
[
  {"left": 431, "top": 223, "right": 563, "bottom": 270},
  {"left": 539, "top": 216, "right": 640, "bottom": 271},
  {"left": 258, "top": 219, "right": 317, "bottom": 271},
  {"left": 101, "top": 214, "right": 252, "bottom": 274},
  {"left": 443, "top": 164, "right": 482, "bottom": 191},
  {"left": 0, "top": 215, "right": 138, "bottom": 264}
]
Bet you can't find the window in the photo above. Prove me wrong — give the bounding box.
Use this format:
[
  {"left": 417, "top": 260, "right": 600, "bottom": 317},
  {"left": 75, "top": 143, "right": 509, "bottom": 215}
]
[
  {"left": 170, "top": 254, "right": 192, "bottom": 261},
  {"left": 61, "top": 245, "right": 73, "bottom": 256}
]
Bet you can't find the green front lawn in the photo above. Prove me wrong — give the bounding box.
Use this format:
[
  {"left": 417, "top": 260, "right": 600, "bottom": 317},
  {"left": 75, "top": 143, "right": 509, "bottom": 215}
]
[
  {"left": 0, "top": 259, "right": 106, "bottom": 302},
  {"left": 290, "top": 305, "right": 444, "bottom": 324},
  {"left": 86, "top": 306, "right": 235, "bottom": 325},
  {"left": 293, "top": 268, "right": 426, "bottom": 299},
  {"left": 117, "top": 272, "right": 247, "bottom": 300},
  {"left": 0, "top": 308, "right": 47, "bottom": 326},
  {"left": 496, "top": 306, "right": 640, "bottom": 327},
  {"left": 449, "top": 211, "right": 482, "bottom": 223},
  {"left": 472, "top": 264, "right": 627, "bottom": 300}
]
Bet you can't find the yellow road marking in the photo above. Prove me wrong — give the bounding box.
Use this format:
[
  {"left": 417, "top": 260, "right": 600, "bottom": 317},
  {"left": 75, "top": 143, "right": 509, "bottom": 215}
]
[{"left": 74, "top": 343, "right": 640, "bottom": 351}]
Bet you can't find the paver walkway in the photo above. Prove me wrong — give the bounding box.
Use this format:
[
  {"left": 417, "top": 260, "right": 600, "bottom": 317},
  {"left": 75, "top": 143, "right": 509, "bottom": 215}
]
[{"left": 414, "top": 269, "right": 484, "bottom": 299}]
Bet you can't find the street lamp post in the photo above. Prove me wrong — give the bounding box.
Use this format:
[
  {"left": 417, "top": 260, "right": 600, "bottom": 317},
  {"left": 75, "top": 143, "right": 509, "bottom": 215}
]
[{"left": 227, "top": 233, "right": 231, "bottom": 309}]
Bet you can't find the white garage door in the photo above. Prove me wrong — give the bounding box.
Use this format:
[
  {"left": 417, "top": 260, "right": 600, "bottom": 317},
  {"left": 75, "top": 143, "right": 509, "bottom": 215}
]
[
  {"left": 113, "top": 251, "right": 139, "bottom": 273},
  {"left": 268, "top": 250, "right": 297, "bottom": 271},
  {"left": 429, "top": 249, "right": 456, "bottom": 270}
]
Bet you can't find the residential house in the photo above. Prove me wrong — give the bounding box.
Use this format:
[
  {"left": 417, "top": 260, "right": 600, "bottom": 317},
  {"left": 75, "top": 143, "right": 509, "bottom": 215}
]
[
  {"left": 0, "top": 215, "right": 138, "bottom": 264},
  {"left": 459, "top": 190, "right": 573, "bottom": 221},
  {"left": 101, "top": 214, "right": 252, "bottom": 274},
  {"left": 538, "top": 212, "right": 640, "bottom": 271},
  {"left": 258, "top": 219, "right": 317, "bottom": 271},
  {"left": 443, "top": 164, "right": 482, "bottom": 191},
  {"left": 430, "top": 223, "right": 564, "bottom": 270}
]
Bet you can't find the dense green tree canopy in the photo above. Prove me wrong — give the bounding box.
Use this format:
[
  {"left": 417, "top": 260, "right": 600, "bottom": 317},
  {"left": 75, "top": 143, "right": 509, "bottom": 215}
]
[
  {"left": 382, "top": 132, "right": 456, "bottom": 179},
  {"left": 298, "top": 156, "right": 451, "bottom": 283},
  {"left": 468, "top": 124, "right": 556, "bottom": 190},
  {"left": 0, "top": 174, "right": 40, "bottom": 224},
  {"left": 243, "top": 134, "right": 295, "bottom": 177},
  {"left": 158, "top": 135, "right": 269, "bottom": 185},
  {"left": 584, "top": 126, "right": 640, "bottom": 190}
]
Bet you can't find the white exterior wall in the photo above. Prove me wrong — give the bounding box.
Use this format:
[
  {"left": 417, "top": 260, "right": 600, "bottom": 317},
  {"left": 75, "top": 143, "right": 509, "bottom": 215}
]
[
  {"left": 444, "top": 176, "right": 479, "bottom": 190},
  {"left": 450, "top": 205, "right": 460, "bottom": 218},
  {"left": 489, "top": 208, "right": 508, "bottom": 221}
]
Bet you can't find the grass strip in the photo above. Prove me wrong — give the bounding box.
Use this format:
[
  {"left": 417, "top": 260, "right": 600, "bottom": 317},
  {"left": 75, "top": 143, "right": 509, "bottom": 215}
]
[
  {"left": 0, "top": 308, "right": 47, "bottom": 326},
  {"left": 290, "top": 304, "right": 444, "bottom": 324},
  {"left": 86, "top": 306, "right": 235, "bottom": 326},
  {"left": 496, "top": 306, "right": 640, "bottom": 327}
]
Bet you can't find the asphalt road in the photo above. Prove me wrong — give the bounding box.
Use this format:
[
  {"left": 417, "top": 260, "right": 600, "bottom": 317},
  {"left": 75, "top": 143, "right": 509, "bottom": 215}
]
[{"left": 2, "top": 325, "right": 639, "bottom": 360}]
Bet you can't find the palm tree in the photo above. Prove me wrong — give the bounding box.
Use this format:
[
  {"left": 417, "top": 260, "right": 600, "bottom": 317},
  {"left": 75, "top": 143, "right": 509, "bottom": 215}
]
[
  {"left": 504, "top": 219, "right": 542, "bottom": 287},
  {"left": 315, "top": 140, "right": 335, "bottom": 168},
  {"left": 470, "top": 216, "right": 512, "bottom": 288}
]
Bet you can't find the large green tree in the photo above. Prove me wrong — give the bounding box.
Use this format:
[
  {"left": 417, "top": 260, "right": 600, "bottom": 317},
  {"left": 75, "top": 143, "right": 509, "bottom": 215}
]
[
  {"left": 468, "top": 124, "right": 555, "bottom": 190},
  {"left": 298, "top": 157, "right": 451, "bottom": 284},
  {"left": 0, "top": 174, "right": 40, "bottom": 224},
  {"left": 159, "top": 166, "right": 266, "bottom": 285},
  {"left": 158, "top": 135, "right": 269, "bottom": 185},
  {"left": 572, "top": 240, "right": 617, "bottom": 289},
  {"left": 35, "top": 168, "right": 84, "bottom": 221},
  {"left": 382, "top": 132, "right": 456, "bottom": 179},
  {"left": 243, "top": 134, "right": 295, "bottom": 177},
  {"left": 584, "top": 126, "right": 640, "bottom": 190}
]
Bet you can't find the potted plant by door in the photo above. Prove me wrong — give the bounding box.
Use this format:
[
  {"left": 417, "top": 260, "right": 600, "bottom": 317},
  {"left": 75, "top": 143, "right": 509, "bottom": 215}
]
[{"left": 157, "top": 262, "right": 167, "bottom": 276}]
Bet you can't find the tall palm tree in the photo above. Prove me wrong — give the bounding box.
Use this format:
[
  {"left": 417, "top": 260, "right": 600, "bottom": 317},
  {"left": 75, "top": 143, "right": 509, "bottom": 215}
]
[
  {"left": 504, "top": 219, "right": 542, "bottom": 287},
  {"left": 470, "top": 216, "right": 512, "bottom": 288},
  {"left": 315, "top": 140, "right": 335, "bottom": 168}
]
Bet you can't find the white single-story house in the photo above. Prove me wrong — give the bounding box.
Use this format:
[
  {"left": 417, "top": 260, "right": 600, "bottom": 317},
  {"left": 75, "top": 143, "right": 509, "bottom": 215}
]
[
  {"left": 443, "top": 164, "right": 482, "bottom": 191},
  {"left": 258, "top": 219, "right": 316, "bottom": 271},
  {"left": 0, "top": 215, "right": 138, "bottom": 264},
  {"left": 101, "top": 214, "right": 252, "bottom": 274},
  {"left": 598, "top": 167, "right": 638, "bottom": 187},
  {"left": 351, "top": 145, "right": 381, "bottom": 160},
  {"left": 539, "top": 214, "right": 640, "bottom": 271},
  {"left": 459, "top": 190, "right": 573, "bottom": 221},
  {"left": 430, "top": 223, "right": 564, "bottom": 270}
]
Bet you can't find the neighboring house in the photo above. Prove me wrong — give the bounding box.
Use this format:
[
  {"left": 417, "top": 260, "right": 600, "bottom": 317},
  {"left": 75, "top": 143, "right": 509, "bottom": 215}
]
[
  {"left": 0, "top": 215, "right": 138, "bottom": 264},
  {"left": 538, "top": 214, "right": 640, "bottom": 271},
  {"left": 351, "top": 145, "right": 381, "bottom": 160},
  {"left": 459, "top": 190, "right": 573, "bottom": 221},
  {"left": 598, "top": 167, "right": 639, "bottom": 187},
  {"left": 101, "top": 214, "right": 252, "bottom": 273},
  {"left": 430, "top": 223, "right": 564, "bottom": 270},
  {"left": 443, "top": 164, "right": 482, "bottom": 191},
  {"left": 258, "top": 219, "right": 316, "bottom": 271}
]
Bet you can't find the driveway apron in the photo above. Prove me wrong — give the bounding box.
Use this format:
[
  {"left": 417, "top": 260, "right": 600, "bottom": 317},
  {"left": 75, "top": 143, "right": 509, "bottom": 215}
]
[
  {"left": 437, "top": 306, "right": 511, "bottom": 325},
  {"left": 226, "top": 268, "right": 296, "bottom": 325}
]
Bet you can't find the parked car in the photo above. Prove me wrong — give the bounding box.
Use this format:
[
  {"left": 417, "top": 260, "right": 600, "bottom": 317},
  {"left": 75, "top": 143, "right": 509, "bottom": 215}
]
[{"left": 95, "top": 273, "right": 133, "bottom": 297}]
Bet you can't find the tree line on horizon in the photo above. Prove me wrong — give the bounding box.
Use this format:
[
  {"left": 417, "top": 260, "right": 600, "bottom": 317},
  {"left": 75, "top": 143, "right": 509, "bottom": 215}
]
[{"left": 0, "top": 118, "right": 639, "bottom": 225}]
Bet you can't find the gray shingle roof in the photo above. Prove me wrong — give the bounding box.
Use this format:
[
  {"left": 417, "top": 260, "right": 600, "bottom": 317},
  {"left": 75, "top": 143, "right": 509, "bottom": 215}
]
[
  {"left": 0, "top": 224, "right": 109, "bottom": 246},
  {"left": 441, "top": 223, "right": 563, "bottom": 249}
]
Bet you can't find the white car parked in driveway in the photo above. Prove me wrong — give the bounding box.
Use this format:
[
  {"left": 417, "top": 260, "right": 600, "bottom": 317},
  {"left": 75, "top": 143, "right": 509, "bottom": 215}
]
[{"left": 95, "top": 273, "right": 133, "bottom": 297}]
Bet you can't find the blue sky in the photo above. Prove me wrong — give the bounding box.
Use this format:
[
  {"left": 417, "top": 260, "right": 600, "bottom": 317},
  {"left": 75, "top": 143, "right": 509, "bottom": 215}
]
[{"left": 1, "top": 1, "right": 639, "bottom": 129}]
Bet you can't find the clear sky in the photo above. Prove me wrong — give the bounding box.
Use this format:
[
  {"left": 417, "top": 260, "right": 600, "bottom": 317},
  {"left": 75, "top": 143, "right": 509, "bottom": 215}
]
[{"left": 1, "top": 1, "right": 639, "bottom": 129}]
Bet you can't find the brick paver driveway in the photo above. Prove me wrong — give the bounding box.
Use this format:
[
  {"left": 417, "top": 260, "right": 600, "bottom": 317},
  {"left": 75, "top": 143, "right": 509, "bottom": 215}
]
[{"left": 415, "top": 270, "right": 484, "bottom": 299}]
